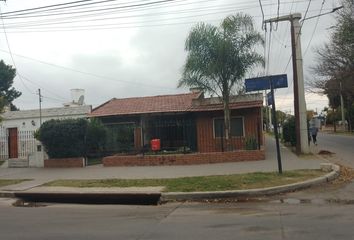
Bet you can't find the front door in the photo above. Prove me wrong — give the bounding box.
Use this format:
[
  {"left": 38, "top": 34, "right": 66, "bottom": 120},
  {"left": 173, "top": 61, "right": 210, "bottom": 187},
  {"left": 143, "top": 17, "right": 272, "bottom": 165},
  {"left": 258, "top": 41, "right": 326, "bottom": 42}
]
[{"left": 8, "top": 128, "right": 18, "bottom": 158}]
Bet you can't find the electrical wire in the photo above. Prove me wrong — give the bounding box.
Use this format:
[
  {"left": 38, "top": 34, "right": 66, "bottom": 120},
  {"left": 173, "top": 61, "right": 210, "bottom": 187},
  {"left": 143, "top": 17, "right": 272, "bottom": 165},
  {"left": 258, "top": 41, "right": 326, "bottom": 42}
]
[
  {"left": 275, "top": 0, "right": 280, "bottom": 30},
  {"left": 303, "top": 0, "right": 325, "bottom": 56},
  {"left": 17, "top": 73, "right": 69, "bottom": 101},
  {"left": 0, "top": 5, "right": 34, "bottom": 95},
  {"left": 259, "top": 0, "right": 265, "bottom": 29},
  {"left": 1, "top": 0, "right": 173, "bottom": 18},
  {"left": 0, "top": 0, "right": 192, "bottom": 19},
  {"left": 0, "top": 9, "right": 328, "bottom": 33},
  {"left": 0, "top": 49, "right": 176, "bottom": 90},
  {"left": 1, "top": 0, "right": 103, "bottom": 15},
  {"left": 283, "top": 0, "right": 312, "bottom": 73}
]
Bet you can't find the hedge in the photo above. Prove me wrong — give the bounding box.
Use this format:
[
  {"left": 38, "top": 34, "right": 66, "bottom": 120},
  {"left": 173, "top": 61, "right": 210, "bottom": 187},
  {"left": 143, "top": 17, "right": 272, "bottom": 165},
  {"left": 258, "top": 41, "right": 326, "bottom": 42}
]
[{"left": 37, "top": 119, "right": 88, "bottom": 158}]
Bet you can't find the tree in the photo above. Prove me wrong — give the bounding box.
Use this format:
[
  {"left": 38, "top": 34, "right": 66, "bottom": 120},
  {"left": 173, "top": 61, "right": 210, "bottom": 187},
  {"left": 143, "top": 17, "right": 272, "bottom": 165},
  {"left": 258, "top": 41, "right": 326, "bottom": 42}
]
[
  {"left": 0, "top": 60, "right": 21, "bottom": 111},
  {"left": 310, "top": 0, "right": 354, "bottom": 130},
  {"left": 178, "top": 13, "right": 264, "bottom": 142}
]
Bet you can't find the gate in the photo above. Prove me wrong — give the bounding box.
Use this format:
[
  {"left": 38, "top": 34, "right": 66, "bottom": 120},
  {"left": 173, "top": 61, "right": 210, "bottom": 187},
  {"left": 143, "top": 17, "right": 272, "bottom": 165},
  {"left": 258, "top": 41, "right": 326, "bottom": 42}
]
[
  {"left": 8, "top": 128, "right": 18, "bottom": 158},
  {"left": 0, "top": 127, "right": 37, "bottom": 160}
]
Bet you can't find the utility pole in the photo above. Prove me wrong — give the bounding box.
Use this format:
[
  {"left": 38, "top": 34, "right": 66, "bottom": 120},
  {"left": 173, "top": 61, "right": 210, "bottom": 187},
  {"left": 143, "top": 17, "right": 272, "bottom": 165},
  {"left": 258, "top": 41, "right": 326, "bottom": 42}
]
[
  {"left": 265, "top": 13, "right": 310, "bottom": 154},
  {"left": 38, "top": 89, "right": 42, "bottom": 126}
]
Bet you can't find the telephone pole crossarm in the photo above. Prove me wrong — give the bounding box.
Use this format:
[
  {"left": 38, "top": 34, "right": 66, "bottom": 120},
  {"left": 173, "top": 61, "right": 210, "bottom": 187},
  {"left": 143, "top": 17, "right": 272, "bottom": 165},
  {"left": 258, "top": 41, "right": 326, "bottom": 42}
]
[{"left": 264, "top": 13, "right": 301, "bottom": 24}]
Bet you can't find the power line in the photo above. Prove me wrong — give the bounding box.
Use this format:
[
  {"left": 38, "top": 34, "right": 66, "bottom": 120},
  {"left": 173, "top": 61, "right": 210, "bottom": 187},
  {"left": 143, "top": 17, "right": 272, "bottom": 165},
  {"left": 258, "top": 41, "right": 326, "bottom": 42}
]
[
  {"left": 1, "top": 7, "right": 239, "bottom": 29},
  {"left": 1, "top": 0, "right": 311, "bottom": 22},
  {"left": 275, "top": 0, "right": 280, "bottom": 29},
  {"left": 17, "top": 73, "right": 69, "bottom": 101},
  {"left": 0, "top": 9, "right": 329, "bottom": 33},
  {"left": 1, "top": 0, "right": 121, "bottom": 16},
  {"left": 0, "top": 5, "right": 34, "bottom": 95},
  {"left": 1, "top": 0, "right": 187, "bottom": 19},
  {"left": 0, "top": 49, "right": 176, "bottom": 90},
  {"left": 259, "top": 0, "right": 265, "bottom": 29},
  {"left": 283, "top": 0, "right": 312, "bottom": 73}
]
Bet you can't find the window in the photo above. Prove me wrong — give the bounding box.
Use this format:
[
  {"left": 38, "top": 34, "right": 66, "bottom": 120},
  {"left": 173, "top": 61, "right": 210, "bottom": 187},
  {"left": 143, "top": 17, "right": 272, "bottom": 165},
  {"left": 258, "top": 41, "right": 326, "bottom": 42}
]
[{"left": 214, "top": 117, "right": 244, "bottom": 137}]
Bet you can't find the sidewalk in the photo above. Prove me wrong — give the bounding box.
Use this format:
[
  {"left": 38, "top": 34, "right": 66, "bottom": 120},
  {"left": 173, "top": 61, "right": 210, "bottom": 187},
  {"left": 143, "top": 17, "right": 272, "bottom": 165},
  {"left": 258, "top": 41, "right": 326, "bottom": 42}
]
[{"left": 0, "top": 135, "right": 328, "bottom": 201}]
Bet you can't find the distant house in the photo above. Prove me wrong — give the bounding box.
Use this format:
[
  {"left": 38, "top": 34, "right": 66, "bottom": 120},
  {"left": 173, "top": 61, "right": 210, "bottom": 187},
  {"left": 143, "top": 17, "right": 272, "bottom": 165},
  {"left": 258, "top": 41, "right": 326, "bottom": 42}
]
[
  {"left": 0, "top": 105, "right": 91, "bottom": 165},
  {"left": 90, "top": 90, "right": 264, "bottom": 165}
]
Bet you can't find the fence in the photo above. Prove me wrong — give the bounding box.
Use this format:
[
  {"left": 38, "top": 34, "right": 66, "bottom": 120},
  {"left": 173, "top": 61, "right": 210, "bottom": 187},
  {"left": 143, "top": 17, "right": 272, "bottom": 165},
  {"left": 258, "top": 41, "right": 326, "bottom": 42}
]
[
  {"left": 0, "top": 127, "right": 37, "bottom": 160},
  {"left": 18, "top": 130, "right": 37, "bottom": 158},
  {"left": 0, "top": 127, "right": 8, "bottom": 160},
  {"left": 88, "top": 116, "right": 262, "bottom": 157}
]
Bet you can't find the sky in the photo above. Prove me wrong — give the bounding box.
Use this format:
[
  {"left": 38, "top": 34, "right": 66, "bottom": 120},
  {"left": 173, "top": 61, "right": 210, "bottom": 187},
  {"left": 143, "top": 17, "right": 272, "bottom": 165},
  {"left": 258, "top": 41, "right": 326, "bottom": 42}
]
[{"left": 0, "top": 0, "right": 342, "bottom": 114}]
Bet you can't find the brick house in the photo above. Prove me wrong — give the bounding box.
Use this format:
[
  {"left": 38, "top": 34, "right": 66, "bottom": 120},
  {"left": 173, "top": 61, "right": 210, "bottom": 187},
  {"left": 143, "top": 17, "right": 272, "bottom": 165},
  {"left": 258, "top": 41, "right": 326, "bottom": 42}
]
[{"left": 90, "top": 91, "right": 265, "bottom": 166}]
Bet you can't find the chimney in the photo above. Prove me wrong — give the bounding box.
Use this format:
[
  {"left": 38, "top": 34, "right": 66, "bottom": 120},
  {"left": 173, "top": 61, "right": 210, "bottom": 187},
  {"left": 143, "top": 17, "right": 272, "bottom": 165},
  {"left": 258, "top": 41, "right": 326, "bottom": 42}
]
[{"left": 189, "top": 87, "right": 202, "bottom": 93}]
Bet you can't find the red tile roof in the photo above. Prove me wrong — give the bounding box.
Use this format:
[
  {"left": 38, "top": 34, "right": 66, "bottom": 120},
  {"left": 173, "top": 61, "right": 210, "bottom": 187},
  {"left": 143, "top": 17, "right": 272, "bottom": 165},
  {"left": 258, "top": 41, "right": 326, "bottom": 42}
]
[
  {"left": 90, "top": 92, "right": 263, "bottom": 117},
  {"left": 90, "top": 92, "right": 202, "bottom": 117}
]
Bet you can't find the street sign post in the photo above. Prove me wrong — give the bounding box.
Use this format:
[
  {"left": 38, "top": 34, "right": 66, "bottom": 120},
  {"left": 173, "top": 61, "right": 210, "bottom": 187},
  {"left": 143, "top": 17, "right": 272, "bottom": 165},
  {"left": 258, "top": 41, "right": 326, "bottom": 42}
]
[
  {"left": 245, "top": 74, "right": 288, "bottom": 92},
  {"left": 245, "top": 74, "right": 288, "bottom": 174},
  {"left": 267, "top": 92, "right": 273, "bottom": 106}
]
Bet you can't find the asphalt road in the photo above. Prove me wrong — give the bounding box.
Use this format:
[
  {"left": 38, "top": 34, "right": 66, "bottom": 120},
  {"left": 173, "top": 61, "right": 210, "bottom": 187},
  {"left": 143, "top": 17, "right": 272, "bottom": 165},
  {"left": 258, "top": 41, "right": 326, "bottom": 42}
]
[
  {"left": 1, "top": 198, "right": 354, "bottom": 240},
  {"left": 314, "top": 132, "right": 354, "bottom": 167}
]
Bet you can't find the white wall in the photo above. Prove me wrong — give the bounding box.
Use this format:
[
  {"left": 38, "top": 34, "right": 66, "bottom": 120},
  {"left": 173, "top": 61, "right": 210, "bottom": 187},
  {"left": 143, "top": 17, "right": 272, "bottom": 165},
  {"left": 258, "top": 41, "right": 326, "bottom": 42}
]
[{"left": 0, "top": 114, "right": 88, "bottom": 131}]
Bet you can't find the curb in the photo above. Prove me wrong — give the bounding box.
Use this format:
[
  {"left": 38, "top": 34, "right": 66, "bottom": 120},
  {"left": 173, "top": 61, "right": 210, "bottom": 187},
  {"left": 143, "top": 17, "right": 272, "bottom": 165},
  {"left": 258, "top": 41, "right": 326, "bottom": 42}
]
[
  {"left": 0, "top": 164, "right": 340, "bottom": 204},
  {"left": 13, "top": 192, "right": 161, "bottom": 205},
  {"left": 161, "top": 163, "right": 340, "bottom": 201},
  {"left": 0, "top": 191, "right": 15, "bottom": 198}
]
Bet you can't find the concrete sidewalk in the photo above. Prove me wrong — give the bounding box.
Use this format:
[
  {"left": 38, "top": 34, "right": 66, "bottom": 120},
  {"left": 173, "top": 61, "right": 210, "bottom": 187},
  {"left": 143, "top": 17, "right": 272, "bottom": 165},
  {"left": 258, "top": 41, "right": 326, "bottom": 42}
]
[{"left": 0, "top": 135, "right": 326, "bottom": 193}]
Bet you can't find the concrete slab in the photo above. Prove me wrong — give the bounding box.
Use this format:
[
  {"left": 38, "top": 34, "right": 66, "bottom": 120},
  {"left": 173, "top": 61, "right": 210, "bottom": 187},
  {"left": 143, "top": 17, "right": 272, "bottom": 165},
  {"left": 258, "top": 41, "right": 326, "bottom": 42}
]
[{"left": 0, "top": 179, "right": 51, "bottom": 191}]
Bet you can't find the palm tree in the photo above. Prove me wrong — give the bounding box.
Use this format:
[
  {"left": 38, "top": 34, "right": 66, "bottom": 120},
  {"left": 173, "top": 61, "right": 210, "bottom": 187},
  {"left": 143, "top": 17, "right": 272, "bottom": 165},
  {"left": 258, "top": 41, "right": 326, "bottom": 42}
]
[{"left": 178, "top": 13, "right": 264, "bottom": 144}]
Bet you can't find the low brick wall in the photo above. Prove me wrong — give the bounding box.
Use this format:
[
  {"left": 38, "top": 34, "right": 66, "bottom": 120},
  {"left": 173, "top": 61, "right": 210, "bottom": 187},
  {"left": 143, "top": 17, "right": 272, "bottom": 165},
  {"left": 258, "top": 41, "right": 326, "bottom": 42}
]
[
  {"left": 103, "top": 150, "right": 265, "bottom": 167},
  {"left": 44, "top": 157, "right": 85, "bottom": 168}
]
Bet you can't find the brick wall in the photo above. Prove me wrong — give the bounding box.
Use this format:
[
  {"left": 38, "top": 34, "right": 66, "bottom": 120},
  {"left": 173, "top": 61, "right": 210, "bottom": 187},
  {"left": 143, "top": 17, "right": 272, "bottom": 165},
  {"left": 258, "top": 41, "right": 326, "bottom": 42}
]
[
  {"left": 44, "top": 157, "right": 85, "bottom": 168},
  {"left": 103, "top": 149, "right": 265, "bottom": 166}
]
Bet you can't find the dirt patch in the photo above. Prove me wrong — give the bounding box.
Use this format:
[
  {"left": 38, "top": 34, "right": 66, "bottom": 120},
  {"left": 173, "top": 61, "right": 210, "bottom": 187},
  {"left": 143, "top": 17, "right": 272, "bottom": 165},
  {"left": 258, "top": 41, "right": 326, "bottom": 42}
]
[
  {"left": 330, "top": 165, "right": 354, "bottom": 185},
  {"left": 318, "top": 150, "right": 335, "bottom": 155}
]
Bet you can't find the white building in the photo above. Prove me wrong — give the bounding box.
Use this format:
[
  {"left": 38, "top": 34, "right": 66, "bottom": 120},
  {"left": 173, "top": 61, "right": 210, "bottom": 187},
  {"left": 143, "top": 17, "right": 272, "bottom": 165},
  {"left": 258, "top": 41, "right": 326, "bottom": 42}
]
[
  {"left": 0, "top": 104, "right": 91, "bottom": 167},
  {"left": 1, "top": 105, "right": 91, "bottom": 131},
  {"left": 1, "top": 88, "right": 91, "bottom": 167}
]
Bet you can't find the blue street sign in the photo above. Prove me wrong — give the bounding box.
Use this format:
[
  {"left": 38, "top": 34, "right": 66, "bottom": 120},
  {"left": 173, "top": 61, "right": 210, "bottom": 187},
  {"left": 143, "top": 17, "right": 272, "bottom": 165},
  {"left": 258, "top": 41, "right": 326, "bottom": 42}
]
[
  {"left": 267, "top": 92, "right": 273, "bottom": 105},
  {"left": 245, "top": 74, "right": 288, "bottom": 92}
]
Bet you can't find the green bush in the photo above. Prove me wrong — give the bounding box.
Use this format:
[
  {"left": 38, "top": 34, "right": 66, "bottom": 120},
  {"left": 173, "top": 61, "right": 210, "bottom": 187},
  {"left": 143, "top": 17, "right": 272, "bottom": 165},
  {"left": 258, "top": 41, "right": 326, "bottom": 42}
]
[
  {"left": 282, "top": 116, "right": 296, "bottom": 146},
  {"left": 38, "top": 118, "right": 88, "bottom": 158},
  {"left": 245, "top": 136, "right": 258, "bottom": 150}
]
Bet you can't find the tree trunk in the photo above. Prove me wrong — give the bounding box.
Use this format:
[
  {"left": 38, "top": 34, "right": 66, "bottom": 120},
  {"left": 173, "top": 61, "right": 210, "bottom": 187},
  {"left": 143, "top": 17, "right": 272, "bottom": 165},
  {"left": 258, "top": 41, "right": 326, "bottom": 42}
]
[
  {"left": 334, "top": 108, "right": 337, "bottom": 133},
  {"left": 223, "top": 95, "right": 231, "bottom": 151}
]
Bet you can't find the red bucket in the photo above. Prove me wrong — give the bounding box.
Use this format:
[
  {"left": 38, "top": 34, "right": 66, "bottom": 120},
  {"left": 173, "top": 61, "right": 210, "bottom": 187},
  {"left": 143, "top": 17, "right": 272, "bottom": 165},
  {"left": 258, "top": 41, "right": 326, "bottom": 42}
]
[{"left": 151, "top": 139, "right": 161, "bottom": 151}]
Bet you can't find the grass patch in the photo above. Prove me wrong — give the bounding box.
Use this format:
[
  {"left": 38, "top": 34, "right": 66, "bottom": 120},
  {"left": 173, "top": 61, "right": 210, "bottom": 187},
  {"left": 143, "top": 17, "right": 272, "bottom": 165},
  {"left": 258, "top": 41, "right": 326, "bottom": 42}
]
[
  {"left": 0, "top": 160, "right": 4, "bottom": 166},
  {"left": 44, "top": 170, "right": 324, "bottom": 192},
  {"left": 0, "top": 179, "right": 30, "bottom": 187}
]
